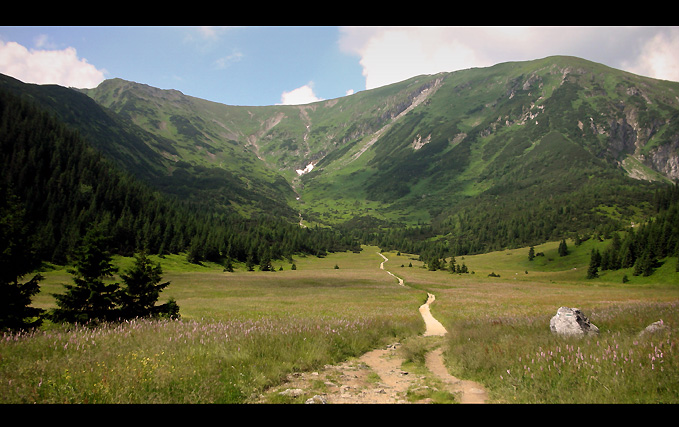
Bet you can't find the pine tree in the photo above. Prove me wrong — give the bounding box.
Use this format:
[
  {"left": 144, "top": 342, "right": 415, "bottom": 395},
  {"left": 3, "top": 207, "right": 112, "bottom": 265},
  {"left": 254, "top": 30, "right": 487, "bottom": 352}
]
[
  {"left": 50, "top": 224, "right": 121, "bottom": 323},
  {"left": 259, "top": 252, "right": 273, "bottom": 271},
  {"left": 119, "top": 251, "right": 171, "bottom": 319},
  {"left": 0, "top": 187, "right": 44, "bottom": 331},
  {"left": 246, "top": 254, "right": 255, "bottom": 271},
  {"left": 587, "top": 249, "right": 601, "bottom": 279},
  {"left": 558, "top": 239, "right": 568, "bottom": 257},
  {"left": 528, "top": 246, "right": 535, "bottom": 261},
  {"left": 448, "top": 257, "right": 456, "bottom": 273},
  {"left": 223, "top": 256, "right": 234, "bottom": 272},
  {"left": 633, "top": 249, "right": 655, "bottom": 277}
]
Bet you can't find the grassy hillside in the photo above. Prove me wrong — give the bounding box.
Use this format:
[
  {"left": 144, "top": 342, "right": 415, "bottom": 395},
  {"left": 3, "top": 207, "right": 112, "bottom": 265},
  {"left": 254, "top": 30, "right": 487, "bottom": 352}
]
[
  {"left": 296, "top": 57, "right": 679, "bottom": 231},
  {"left": 3, "top": 55, "right": 679, "bottom": 258},
  {"left": 62, "top": 59, "right": 679, "bottom": 244}
]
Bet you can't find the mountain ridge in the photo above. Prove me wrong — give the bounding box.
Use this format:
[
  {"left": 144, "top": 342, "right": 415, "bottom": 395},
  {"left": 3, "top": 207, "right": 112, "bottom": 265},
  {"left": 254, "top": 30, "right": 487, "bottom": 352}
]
[{"left": 3, "top": 55, "right": 679, "bottom": 257}]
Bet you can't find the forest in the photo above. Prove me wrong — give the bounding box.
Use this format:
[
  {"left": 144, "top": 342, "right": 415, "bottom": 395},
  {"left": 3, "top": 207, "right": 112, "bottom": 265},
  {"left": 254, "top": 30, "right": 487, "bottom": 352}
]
[
  {"left": 1, "top": 83, "right": 678, "bottom": 332},
  {"left": 0, "top": 88, "right": 360, "bottom": 330},
  {"left": 586, "top": 184, "right": 679, "bottom": 279}
]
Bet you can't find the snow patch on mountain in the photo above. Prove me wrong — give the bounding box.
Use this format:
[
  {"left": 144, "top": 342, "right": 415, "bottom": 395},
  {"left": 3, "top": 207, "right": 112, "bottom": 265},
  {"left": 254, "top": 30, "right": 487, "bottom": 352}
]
[{"left": 296, "top": 162, "right": 315, "bottom": 176}]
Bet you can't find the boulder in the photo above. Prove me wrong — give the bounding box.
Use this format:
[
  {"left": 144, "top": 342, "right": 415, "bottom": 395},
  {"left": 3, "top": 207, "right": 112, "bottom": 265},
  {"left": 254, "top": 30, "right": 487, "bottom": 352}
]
[
  {"left": 550, "top": 307, "right": 599, "bottom": 337},
  {"left": 305, "top": 395, "right": 327, "bottom": 404},
  {"left": 639, "top": 320, "right": 666, "bottom": 337}
]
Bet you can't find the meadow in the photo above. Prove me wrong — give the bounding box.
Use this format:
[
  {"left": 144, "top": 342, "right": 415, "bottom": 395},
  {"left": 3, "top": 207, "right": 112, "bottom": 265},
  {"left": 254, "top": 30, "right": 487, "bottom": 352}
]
[
  {"left": 1, "top": 239, "right": 678, "bottom": 403},
  {"left": 1, "top": 248, "right": 424, "bottom": 403},
  {"left": 392, "top": 238, "right": 679, "bottom": 403}
]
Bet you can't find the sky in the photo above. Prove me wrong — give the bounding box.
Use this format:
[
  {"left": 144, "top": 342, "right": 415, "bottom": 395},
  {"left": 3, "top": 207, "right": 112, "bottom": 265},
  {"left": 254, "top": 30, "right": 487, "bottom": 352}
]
[{"left": 1, "top": 26, "right": 678, "bottom": 107}]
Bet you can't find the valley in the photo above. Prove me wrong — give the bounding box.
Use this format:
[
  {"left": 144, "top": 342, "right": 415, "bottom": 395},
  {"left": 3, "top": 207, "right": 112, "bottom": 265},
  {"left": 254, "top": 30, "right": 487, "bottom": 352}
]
[
  {"left": 1, "top": 55, "right": 679, "bottom": 404},
  {"left": 11, "top": 240, "right": 679, "bottom": 403}
]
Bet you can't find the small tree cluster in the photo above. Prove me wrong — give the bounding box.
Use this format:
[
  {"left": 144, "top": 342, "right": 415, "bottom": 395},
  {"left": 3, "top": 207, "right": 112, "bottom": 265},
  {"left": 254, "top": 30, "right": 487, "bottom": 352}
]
[{"left": 50, "top": 225, "right": 179, "bottom": 324}]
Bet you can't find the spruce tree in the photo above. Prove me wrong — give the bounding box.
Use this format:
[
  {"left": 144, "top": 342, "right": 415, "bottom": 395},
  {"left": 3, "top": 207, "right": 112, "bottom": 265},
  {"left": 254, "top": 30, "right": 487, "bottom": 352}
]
[
  {"left": 0, "top": 187, "right": 44, "bottom": 331},
  {"left": 51, "top": 225, "right": 121, "bottom": 323},
  {"left": 633, "top": 249, "right": 655, "bottom": 277},
  {"left": 558, "top": 239, "right": 568, "bottom": 257},
  {"left": 586, "top": 249, "right": 601, "bottom": 279},
  {"left": 119, "top": 251, "right": 170, "bottom": 319}
]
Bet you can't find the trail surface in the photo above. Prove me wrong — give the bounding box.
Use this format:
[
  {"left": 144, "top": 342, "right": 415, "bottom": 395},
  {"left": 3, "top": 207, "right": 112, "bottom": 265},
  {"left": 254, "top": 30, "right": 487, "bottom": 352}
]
[
  {"left": 420, "top": 293, "right": 448, "bottom": 336},
  {"left": 255, "top": 253, "right": 488, "bottom": 404}
]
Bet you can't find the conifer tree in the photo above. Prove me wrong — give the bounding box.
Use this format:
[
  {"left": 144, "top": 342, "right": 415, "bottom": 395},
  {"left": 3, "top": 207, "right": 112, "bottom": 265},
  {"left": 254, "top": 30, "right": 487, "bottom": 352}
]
[
  {"left": 51, "top": 224, "right": 121, "bottom": 323},
  {"left": 586, "top": 248, "right": 601, "bottom": 279},
  {"left": 0, "top": 187, "right": 44, "bottom": 331},
  {"left": 259, "top": 253, "right": 273, "bottom": 271},
  {"left": 633, "top": 249, "right": 655, "bottom": 277},
  {"left": 119, "top": 251, "right": 171, "bottom": 319},
  {"left": 223, "top": 256, "right": 234, "bottom": 272},
  {"left": 558, "top": 239, "right": 568, "bottom": 257}
]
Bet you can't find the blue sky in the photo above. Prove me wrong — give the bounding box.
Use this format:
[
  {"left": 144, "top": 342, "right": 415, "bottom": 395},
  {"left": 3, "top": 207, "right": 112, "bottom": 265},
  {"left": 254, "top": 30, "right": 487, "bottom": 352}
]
[{"left": 1, "top": 26, "right": 679, "bottom": 106}]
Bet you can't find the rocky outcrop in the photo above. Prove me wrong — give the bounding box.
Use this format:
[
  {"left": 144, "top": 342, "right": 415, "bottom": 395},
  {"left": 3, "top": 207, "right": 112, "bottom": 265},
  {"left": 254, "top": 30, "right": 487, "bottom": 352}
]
[
  {"left": 648, "top": 139, "right": 679, "bottom": 180},
  {"left": 550, "top": 307, "right": 600, "bottom": 337}
]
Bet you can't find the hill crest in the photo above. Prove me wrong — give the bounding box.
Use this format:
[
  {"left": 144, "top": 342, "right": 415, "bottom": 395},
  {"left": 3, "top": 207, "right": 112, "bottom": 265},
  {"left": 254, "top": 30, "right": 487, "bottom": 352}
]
[{"left": 3, "top": 55, "right": 678, "bottom": 254}]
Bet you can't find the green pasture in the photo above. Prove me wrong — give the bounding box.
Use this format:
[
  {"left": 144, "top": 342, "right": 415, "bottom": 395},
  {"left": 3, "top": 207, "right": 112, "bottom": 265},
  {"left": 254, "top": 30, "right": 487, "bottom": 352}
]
[
  {"left": 387, "top": 238, "right": 679, "bottom": 403},
  {"left": 4, "top": 240, "right": 679, "bottom": 403}
]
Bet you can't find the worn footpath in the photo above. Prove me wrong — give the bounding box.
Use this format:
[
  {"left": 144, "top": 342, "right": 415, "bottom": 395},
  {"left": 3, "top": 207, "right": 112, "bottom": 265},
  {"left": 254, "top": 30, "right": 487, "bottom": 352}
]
[{"left": 255, "top": 253, "right": 488, "bottom": 404}]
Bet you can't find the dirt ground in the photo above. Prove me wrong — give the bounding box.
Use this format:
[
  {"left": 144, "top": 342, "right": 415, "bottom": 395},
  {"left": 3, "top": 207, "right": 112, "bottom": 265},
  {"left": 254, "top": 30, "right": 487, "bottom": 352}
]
[
  {"left": 253, "top": 254, "right": 488, "bottom": 404},
  {"left": 256, "top": 341, "right": 488, "bottom": 404}
]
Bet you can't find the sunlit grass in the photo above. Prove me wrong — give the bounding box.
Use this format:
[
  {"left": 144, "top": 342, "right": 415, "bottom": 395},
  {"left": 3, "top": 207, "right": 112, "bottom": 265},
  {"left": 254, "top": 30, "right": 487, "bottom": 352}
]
[
  {"left": 2, "top": 247, "right": 423, "bottom": 403},
  {"left": 444, "top": 302, "right": 678, "bottom": 403},
  {"left": 1, "top": 313, "right": 415, "bottom": 403},
  {"left": 387, "top": 239, "right": 679, "bottom": 403},
  {"left": 4, "top": 242, "right": 679, "bottom": 403}
]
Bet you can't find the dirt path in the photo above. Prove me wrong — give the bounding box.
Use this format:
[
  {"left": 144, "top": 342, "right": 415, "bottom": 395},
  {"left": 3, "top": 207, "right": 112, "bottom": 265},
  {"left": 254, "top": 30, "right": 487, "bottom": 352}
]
[
  {"left": 420, "top": 293, "right": 448, "bottom": 336},
  {"left": 425, "top": 348, "right": 488, "bottom": 403},
  {"left": 254, "top": 253, "right": 488, "bottom": 404}
]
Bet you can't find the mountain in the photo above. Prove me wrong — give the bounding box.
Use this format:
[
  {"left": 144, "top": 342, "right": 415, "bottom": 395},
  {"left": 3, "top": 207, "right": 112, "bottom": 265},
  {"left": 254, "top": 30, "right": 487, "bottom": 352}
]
[
  {"left": 3, "top": 55, "right": 679, "bottom": 257},
  {"left": 0, "top": 74, "right": 297, "bottom": 220},
  {"left": 0, "top": 84, "right": 360, "bottom": 266}
]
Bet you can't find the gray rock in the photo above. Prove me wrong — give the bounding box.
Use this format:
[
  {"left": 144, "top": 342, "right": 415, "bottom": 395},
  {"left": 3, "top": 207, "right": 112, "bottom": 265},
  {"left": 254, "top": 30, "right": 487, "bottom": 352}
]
[
  {"left": 639, "top": 320, "right": 666, "bottom": 337},
  {"left": 279, "top": 388, "right": 305, "bottom": 397},
  {"left": 305, "top": 395, "right": 327, "bottom": 404},
  {"left": 550, "top": 307, "right": 599, "bottom": 337}
]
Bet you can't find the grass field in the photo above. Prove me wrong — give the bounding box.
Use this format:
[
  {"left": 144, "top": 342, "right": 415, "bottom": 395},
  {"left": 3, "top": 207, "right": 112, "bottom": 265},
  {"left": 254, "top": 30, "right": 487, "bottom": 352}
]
[
  {"left": 2, "top": 239, "right": 678, "bottom": 403},
  {"left": 388, "top": 238, "right": 679, "bottom": 403}
]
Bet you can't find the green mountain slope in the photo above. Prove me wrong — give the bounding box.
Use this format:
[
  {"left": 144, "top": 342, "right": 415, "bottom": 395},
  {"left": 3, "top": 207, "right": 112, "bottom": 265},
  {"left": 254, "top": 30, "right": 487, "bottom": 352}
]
[
  {"left": 0, "top": 74, "right": 297, "bottom": 220},
  {"left": 4, "top": 55, "right": 679, "bottom": 256},
  {"left": 75, "top": 57, "right": 679, "bottom": 245},
  {"left": 298, "top": 56, "right": 679, "bottom": 228}
]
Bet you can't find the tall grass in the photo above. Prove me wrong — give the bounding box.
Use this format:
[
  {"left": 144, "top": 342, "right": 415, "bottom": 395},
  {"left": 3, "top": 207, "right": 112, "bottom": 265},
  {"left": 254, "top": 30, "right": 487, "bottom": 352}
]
[
  {"left": 2, "top": 247, "right": 423, "bottom": 403},
  {"left": 4, "top": 243, "right": 678, "bottom": 403},
  {"left": 387, "top": 238, "right": 679, "bottom": 403},
  {"left": 444, "top": 302, "right": 678, "bottom": 403},
  {"left": 0, "top": 313, "right": 419, "bottom": 403}
]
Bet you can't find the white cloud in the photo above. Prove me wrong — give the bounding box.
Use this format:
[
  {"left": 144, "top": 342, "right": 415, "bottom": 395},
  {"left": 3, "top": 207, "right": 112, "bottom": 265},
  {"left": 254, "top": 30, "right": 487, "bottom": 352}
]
[
  {"left": 340, "top": 27, "right": 486, "bottom": 90},
  {"left": 339, "top": 26, "right": 679, "bottom": 90},
  {"left": 215, "top": 50, "right": 243, "bottom": 69},
  {"left": 622, "top": 27, "right": 679, "bottom": 82},
  {"left": 279, "top": 83, "right": 324, "bottom": 105},
  {"left": 197, "top": 26, "right": 220, "bottom": 40},
  {"left": 0, "top": 40, "right": 106, "bottom": 88}
]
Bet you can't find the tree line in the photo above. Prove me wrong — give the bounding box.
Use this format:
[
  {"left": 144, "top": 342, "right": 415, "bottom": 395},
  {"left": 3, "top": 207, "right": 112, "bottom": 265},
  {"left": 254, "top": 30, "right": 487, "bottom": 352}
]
[
  {"left": 1, "top": 188, "right": 177, "bottom": 330},
  {"left": 0, "top": 88, "right": 359, "bottom": 264},
  {"left": 0, "top": 86, "right": 359, "bottom": 331},
  {"left": 587, "top": 183, "right": 679, "bottom": 279}
]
